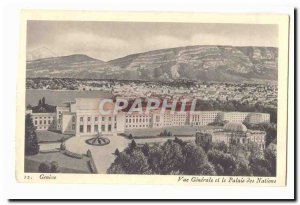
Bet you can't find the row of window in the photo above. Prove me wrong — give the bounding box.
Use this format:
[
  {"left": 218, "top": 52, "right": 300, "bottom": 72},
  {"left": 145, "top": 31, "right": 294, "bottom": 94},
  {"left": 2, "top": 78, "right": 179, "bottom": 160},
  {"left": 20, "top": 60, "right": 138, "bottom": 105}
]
[
  {"left": 34, "top": 120, "right": 54, "bottom": 125},
  {"left": 126, "top": 118, "right": 151, "bottom": 123},
  {"left": 126, "top": 124, "right": 150, "bottom": 128},
  {"left": 79, "top": 123, "right": 116, "bottom": 133},
  {"left": 34, "top": 116, "right": 54, "bottom": 120},
  {"left": 79, "top": 116, "right": 115, "bottom": 122},
  {"left": 126, "top": 115, "right": 150, "bottom": 118},
  {"left": 36, "top": 126, "right": 50, "bottom": 130},
  {"left": 193, "top": 122, "right": 210, "bottom": 126}
]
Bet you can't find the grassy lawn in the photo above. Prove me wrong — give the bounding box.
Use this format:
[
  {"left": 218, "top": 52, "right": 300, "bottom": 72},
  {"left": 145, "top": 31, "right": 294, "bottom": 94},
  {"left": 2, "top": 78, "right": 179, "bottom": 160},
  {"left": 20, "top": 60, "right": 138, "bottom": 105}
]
[
  {"left": 25, "top": 151, "right": 92, "bottom": 173},
  {"left": 36, "top": 130, "right": 73, "bottom": 143},
  {"left": 124, "top": 125, "right": 222, "bottom": 138}
]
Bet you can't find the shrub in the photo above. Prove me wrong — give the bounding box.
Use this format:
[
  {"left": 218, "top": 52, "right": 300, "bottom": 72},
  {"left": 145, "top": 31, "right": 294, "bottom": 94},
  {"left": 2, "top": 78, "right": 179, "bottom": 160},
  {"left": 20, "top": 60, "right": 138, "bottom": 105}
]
[
  {"left": 50, "top": 161, "right": 59, "bottom": 173},
  {"left": 39, "top": 149, "right": 59, "bottom": 153},
  {"left": 60, "top": 136, "right": 66, "bottom": 143},
  {"left": 114, "top": 148, "right": 120, "bottom": 156},
  {"left": 39, "top": 162, "right": 51, "bottom": 173},
  {"left": 60, "top": 142, "right": 66, "bottom": 151},
  {"left": 86, "top": 149, "right": 92, "bottom": 157}
]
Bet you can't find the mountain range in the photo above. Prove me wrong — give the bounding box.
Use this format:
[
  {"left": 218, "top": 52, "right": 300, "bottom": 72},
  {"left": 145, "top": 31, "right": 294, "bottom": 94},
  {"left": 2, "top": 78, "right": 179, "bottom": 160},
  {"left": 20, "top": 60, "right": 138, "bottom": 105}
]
[
  {"left": 26, "top": 47, "right": 58, "bottom": 61},
  {"left": 26, "top": 45, "right": 278, "bottom": 82}
]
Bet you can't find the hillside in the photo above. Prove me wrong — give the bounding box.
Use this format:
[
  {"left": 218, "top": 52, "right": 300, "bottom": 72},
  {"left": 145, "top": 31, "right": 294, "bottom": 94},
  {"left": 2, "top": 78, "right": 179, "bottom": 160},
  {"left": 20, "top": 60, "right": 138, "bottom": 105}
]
[
  {"left": 108, "top": 45, "right": 278, "bottom": 82},
  {"left": 26, "top": 47, "right": 57, "bottom": 61},
  {"left": 26, "top": 45, "right": 278, "bottom": 82},
  {"left": 26, "top": 54, "right": 122, "bottom": 79}
]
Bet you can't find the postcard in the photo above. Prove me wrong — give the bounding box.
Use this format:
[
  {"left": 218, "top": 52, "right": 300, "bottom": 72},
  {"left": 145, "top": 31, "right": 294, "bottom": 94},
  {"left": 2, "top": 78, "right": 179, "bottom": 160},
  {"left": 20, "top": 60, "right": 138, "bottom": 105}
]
[{"left": 16, "top": 10, "right": 290, "bottom": 186}]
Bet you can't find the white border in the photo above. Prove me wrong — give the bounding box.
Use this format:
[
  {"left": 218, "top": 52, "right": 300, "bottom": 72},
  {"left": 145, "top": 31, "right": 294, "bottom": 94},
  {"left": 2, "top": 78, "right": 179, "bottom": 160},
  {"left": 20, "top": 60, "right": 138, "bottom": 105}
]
[{"left": 1, "top": 0, "right": 295, "bottom": 200}]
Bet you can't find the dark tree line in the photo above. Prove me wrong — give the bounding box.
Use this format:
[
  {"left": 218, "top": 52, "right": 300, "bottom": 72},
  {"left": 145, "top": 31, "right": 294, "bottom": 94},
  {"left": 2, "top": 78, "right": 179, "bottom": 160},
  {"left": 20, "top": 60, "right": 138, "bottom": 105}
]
[
  {"left": 107, "top": 138, "right": 276, "bottom": 177},
  {"left": 25, "top": 114, "right": 39, "bottom": 155},
  {"left": 27, "top": 97, "right": 56, "bottom": 113},
  {"left": 38, "top": 161, "right": 59, "bottom": 173}
]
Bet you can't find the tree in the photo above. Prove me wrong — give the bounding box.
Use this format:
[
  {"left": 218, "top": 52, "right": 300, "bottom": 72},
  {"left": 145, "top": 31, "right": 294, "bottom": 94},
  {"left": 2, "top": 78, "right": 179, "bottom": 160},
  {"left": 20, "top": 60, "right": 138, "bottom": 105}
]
[
  {"left": 183, "top": 144, "right": 214, "bottom": 175},
  {"left": 200, "top": 162, "right": 217, "bottom": 176},
  {"left": 114, "top": 148, "right": 120, "bottom": 156},
  {"left": 130, "top": 140, "right": 137, "bottom": 149},
  {"left": 233, "top": 156, "right": 252, "bottom": 176},
  {"left": 147, "top": 144, "right": 163, "bottom": 174},
  {"left": 25, "top": 114, "right": 39, "bottom": 155},
  {"left": 264, "top": 143, "right": 276, "bottom": 176},
  {"left": 141, "top": 143, "right": 150, "bottom": 156},
  {"left": 38, "top": 99, "right": 42, "bottom": 106},
  {"left": 265, "top": 125, "right": 277, "bottom": 146},
  {"left": 60, "top": 141, "right": 66, "bottom": 151},
  {"left": 157, "top": 140, "right": 185, "bottom": 174},
  {"left": 212, "top": 141, "right": 229, "bottom": 153},
  {"left": 249, "top": 155, "right": 271, "bottom": 176},
  {"left": 42, "top": 97, "right": 46, "bottom": 105},
  {"left": 207, "top": 149, "right": 237, "bottom": 175},
  {"left": 107, "top": 163, "right": 125, "bottom": 174},
  {"left": 39, "top": 162, "right": 51, "bottom": 173},
  {"left": 50, "top": 161, "right": 59, "bottom": 173},
  {"left": 107, "top": 150, "right": 150, "bottom": 174},
  {"left": 174, "top": 137, "right": 187, "bottom": 146},
  {"left": 86, "top": 149, "right": 92, "bottom": 157},
  {"left": 128, "top": 134, "right": 133, "bottom": 139},
  {"left": 195, "top": 133, "right": 212, "bottom": 152}
]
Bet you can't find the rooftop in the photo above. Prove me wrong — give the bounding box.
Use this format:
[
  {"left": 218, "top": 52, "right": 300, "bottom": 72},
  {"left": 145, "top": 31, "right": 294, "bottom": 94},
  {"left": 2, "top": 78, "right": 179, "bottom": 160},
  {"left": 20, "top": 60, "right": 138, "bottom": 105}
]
[{"left": 223, "top": 122, "right": 247, "bottom": 132}]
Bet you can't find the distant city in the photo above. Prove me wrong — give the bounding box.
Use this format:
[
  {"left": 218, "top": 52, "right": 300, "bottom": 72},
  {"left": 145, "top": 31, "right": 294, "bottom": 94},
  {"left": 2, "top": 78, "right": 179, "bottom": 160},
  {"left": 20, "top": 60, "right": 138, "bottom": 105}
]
[{"left": 26, "top": 78, "right": 277, "bottom": 110}]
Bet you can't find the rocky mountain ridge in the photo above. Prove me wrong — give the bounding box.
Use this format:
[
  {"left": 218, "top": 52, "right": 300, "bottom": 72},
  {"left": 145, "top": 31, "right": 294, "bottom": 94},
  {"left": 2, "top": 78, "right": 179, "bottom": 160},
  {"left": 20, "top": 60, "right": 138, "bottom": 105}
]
[{"left": 26, "top": 45, "right": 278, "bottom": 82}]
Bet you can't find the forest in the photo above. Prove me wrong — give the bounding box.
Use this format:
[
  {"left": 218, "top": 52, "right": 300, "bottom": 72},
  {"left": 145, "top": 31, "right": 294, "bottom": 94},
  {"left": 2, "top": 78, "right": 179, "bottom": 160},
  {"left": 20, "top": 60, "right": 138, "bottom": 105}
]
[{"left": 107, "top": 137, "right": 276, "bottom": 177}]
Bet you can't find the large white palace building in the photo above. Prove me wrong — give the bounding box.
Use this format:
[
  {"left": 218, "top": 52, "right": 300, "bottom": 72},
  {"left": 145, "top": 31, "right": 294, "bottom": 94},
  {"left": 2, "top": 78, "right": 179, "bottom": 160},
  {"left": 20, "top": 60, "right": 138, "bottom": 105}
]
[{"left": 26, "top": 98, "right": 270, "bottom": 136}]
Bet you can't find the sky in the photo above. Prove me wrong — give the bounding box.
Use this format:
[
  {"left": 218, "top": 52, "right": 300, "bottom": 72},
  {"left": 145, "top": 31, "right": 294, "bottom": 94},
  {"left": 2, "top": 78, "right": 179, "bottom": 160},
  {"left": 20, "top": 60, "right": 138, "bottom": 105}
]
[{"left": 27, "top": 21, "right": 278, "bottom": 61}]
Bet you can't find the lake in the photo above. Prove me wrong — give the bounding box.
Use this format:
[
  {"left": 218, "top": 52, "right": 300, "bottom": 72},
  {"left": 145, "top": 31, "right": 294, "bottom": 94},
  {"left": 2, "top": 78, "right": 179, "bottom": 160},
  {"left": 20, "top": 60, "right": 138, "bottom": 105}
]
[{"left": 26, "top": 89, "right": 113, "bottom": 106}]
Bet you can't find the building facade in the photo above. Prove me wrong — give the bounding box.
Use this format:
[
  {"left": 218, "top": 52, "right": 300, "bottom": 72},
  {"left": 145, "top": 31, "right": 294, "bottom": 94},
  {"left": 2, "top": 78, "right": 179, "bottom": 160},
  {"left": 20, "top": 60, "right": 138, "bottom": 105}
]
[
  {"left": 26, "top": 110, "right": 57, "bottom": 131},
  {"left": 195, "top": 122, "right": 266, "bottom": 150},
  {"left": 26, "top": 98, "right": 271, "bottom": 137}
]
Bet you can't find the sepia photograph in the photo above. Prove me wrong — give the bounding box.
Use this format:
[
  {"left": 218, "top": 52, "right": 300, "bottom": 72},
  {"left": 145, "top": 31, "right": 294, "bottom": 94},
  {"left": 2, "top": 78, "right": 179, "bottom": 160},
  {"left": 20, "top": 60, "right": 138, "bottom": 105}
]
[{"left": 15, "top": 11, "right": 290, "bottom": 186}]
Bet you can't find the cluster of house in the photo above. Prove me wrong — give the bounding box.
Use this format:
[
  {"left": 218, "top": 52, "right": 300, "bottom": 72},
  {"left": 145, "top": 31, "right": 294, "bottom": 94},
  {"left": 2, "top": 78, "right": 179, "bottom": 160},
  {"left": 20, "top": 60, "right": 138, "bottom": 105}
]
[{"left": 112, "top": 82, "right": 277, "bottom": 108}]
